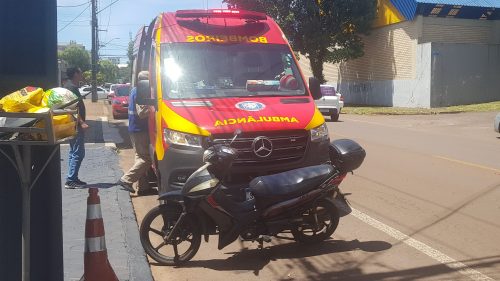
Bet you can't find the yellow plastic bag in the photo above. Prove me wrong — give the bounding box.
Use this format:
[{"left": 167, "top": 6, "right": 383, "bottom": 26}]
[
  {"left": 0, "top": 87, "right": 44, "bottom": 112},
  {"left": 33, "top": 114, "right": 76, "bottom": 140}
]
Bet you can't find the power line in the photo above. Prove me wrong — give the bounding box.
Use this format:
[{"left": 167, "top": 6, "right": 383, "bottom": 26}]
[
  {"left": 100, "top": 54, "right": 128, "bottom": 57},
  {"left": 58, "top": 4, "right": 90, "bottom": 33},
  {"left": 97, "top": 0, "right": 121, "bottom": 14},
  {"left": 58, "top": 19, "right": 91, "bottom": 23},
  {"left": 57, "top": 1, "right": 89, "bottom": 8},
  {"left": 100, "top": 0, "right": 113, "bottom": 45},
  {"left": 60, "top": 23, "right": 141, "bottom": 27},
  {"left": 105, "top": 43, "right": 129, "bottom": 48}
]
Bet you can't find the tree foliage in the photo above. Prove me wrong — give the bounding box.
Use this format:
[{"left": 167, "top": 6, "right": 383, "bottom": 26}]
[
  {"left": 59, "top": 46, "right": 91, "bottom": 71},
  {"left": 125, "top": 40, "right": 134, "bottom": 82},
  {"left": 83, "top": 70, "right": 104, "bottom": 85},
  {"left": 98, "top": 60, "right": 119, "bottom": 84},
  {"left": 223, "top": 0, "right": 377, "bottom": 83},
  {"left": 118, "top": 67, "right": 131, "bottom": 83}
]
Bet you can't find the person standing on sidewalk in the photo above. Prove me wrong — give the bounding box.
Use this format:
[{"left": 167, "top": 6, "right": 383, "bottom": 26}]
[
  {"left": 64, "top": 67, "right": 89, "bottom": 188},
  {"left": 117, "top": 71, "right": 156, "bottom": 196}
]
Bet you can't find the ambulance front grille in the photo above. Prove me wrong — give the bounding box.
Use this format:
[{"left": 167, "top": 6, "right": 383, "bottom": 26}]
[{"left": 212, "top": 130, "right": 308, "bottom": 166}]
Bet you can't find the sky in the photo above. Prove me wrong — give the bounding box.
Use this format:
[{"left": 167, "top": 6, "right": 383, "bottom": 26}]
[{"left": 57, "top": 0, "right": 225, "bottom": 62}]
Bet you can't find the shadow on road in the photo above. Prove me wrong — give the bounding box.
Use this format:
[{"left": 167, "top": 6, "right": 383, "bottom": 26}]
[
  {"left": 286, "top": 255, "right": 500, "bottom": 281},
  {"left": 85, "top": 182, "right": 119, "bottom": 189},
  {"left": 174, "top": 239, "right": 391, "bottom": 274},
  {"left": 114, "top": 120, "right": 132, "bottom": 150},
  {"left": 171, "top": 251, "right": 500, "bottom": 280},
  {"left": 84, "top": 119, "right": 105, "bottom": 143},
  {"left": 326, "top": 119, "right": 344, "bottom": 123}
]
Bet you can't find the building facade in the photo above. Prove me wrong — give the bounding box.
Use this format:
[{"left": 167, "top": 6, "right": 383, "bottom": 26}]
[{"left": 299, "top": 0, "right": 500, "bottom": 108}]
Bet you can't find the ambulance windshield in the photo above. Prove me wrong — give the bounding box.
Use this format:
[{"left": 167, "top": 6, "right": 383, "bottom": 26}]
[{"left": 160, "top": 43, "right": 306, "bottom": 99}]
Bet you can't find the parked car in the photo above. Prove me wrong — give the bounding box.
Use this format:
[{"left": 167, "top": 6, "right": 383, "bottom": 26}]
[
  {"left": 107, "top": 84, "right": 120, "bottom": 104},
  {"left": 79, "top": 86, "right": 108, "bottom": 99},
  {"left": 103, "top": 82, "right": 112, "bottom": 91},
  {"left": 111, "top": 84, "right": 131, "bottom": 119},
  {"left": 315, "top": 85, "right": 344, "bottom": 121},
  {"left": 495, "top": 113, "right": 500, "bottom": 133}
]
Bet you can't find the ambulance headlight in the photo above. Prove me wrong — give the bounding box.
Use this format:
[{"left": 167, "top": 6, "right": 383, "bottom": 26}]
[
  {"left": 163, "top": 129, "right": 202, "bottom": 147},
  {"left": 310, "top": 123, "right": 329, "bottom": 142}
]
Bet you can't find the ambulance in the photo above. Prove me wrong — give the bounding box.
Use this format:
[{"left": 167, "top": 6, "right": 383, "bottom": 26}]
[{"left": 132, "top": 9, "right": 330, "bottom": 193}]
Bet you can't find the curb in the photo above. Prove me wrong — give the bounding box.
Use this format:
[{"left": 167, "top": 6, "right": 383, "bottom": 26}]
[{"left": 114, "top": 149, "right": 154, "bottom": 281}]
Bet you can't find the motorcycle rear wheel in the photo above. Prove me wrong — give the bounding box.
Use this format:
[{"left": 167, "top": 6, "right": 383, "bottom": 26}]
[
  {"left": 140, "top": 204, "right": 201, "bottom": 265},
  {"left": 291, "top": 198, "right": 340, "bottom": 243}
]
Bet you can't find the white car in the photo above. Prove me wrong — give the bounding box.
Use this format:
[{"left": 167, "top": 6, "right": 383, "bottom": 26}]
[
  {"left": 495, "top": 113, "right": 500, "bottom": 133},
  {"left": 315, "top": 85, "right": 344, "bottom": 121},
  {"left": 79, "top": 86, "right": 108, "bottom": 99},
  {"left": 107, "top": 84, "right": 123, "bottom": 104}
]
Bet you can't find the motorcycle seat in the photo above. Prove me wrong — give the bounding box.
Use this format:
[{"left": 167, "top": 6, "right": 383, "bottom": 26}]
[{"left": 249, "top": 164, "right": 334, "bottom": 201}]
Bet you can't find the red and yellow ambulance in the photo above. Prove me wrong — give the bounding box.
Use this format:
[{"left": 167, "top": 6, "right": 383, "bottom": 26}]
[{"left": 133, "top": 9, "right": 330, "bottom": 193}]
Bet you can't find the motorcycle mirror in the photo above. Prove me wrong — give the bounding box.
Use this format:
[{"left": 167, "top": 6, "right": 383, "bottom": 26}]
[{"left": 229, "top": 129, "right": 242, "bottom": 145}]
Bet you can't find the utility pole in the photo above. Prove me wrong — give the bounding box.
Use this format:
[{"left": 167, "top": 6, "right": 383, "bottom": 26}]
[{"left": 91, "top": 0, "right": 98, "bottom": 102}]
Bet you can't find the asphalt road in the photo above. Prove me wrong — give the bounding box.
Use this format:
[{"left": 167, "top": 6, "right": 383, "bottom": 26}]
[{"left": 119, "top": 111, "right": 500, "bottom": 281}]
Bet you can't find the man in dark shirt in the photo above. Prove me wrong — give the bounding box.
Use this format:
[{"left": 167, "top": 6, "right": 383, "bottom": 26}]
[{"left": 64, "top": 67, "right": 89, "bottom": 188}]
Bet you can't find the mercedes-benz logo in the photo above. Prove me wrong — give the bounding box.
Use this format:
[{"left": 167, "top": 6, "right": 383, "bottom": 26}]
[{"left": 252, "top": 136, "right": 273, "bottom": 158}]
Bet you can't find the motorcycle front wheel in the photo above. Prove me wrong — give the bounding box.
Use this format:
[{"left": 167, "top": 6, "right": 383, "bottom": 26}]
[
  {"left": 291, "top": 198, "right": 340, "bottom": 243},
  {"left": 139, "top": 204, "right": 201, "bottom": 265}
]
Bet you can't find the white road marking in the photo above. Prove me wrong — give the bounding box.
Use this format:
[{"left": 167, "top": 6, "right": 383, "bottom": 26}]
[{"left": 349, "top": 207, "right": 494, "bottom": 281}]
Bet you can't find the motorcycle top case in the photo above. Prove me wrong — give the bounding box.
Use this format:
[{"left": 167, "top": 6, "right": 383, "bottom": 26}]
[{"left": 329, "top": 139, "right": 366, "bottom": 173}]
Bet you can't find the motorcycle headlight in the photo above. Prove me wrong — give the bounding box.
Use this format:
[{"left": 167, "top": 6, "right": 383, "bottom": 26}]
[
  {"left": 310, "top": 123, "right": 329, "bottom": 142},
  {"left": 163, "top": 129, "right": 202, "bottom": 147}
]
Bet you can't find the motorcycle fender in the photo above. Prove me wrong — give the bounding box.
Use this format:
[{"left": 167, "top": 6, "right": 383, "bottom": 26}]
[
  {"left": 332, "top": 195, "right": 351, "bottom": 217},
  {"left": 158, "top": 190, "right": 183, "bottom": 203}
]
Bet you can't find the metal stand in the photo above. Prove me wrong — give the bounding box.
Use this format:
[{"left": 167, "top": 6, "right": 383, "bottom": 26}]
[{"left": 0, "top": 109, "right": 77, "bottom": 281}]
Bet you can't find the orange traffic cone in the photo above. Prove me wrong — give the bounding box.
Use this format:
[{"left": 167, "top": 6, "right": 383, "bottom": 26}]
[{"left": 80, "top": 187, "right": 119, "bottom": 281}]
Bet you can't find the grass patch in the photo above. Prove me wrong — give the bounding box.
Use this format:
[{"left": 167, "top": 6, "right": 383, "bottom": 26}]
[{"left": 342, "top": 101, "right": 500, "bottom": 115}]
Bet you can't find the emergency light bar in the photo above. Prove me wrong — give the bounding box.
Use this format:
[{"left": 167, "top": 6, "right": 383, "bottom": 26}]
[{"left": 176, "top": 9, "right": 267, "bottom": 21}]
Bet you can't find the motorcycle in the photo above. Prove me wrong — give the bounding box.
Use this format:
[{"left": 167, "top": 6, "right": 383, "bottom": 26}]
[{"left": 139, "top": 131, "right": 366, "bottom": 265}]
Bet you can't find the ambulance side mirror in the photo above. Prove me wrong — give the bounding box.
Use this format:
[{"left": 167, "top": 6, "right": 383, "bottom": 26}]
[
  {"left": 136, "top": 80, "right": 156, "bottom": 107},
  {"left": 309, "top": 77, "right": 322, "bottom": 100}
]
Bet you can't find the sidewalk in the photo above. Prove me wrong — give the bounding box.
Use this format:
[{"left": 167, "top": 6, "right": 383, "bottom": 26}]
[{"left": 61, "top": 99, "right": 152, "bottom": 281}]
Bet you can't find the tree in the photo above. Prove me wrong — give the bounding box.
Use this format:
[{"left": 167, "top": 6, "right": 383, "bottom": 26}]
[
  {"left": 83, "top": 70, "right": 104, "bottom": 85},
  {"left": 98, "top": 60, "right": 119, "bottom": 83},
  {"left": 117, "top": 67, "right": 131, "bottom": 83},
  {"left": 223, "top": 0, "right": 377, "bottom": 83},
  {"left": 59, "top": 45, "right": 91, "bottom": 71},
  {"left": 126, "top": 40, "right": 134, "bottom": 82},
  {"left": 127, "top": 40, "right": 134, "bottom": 66}
]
